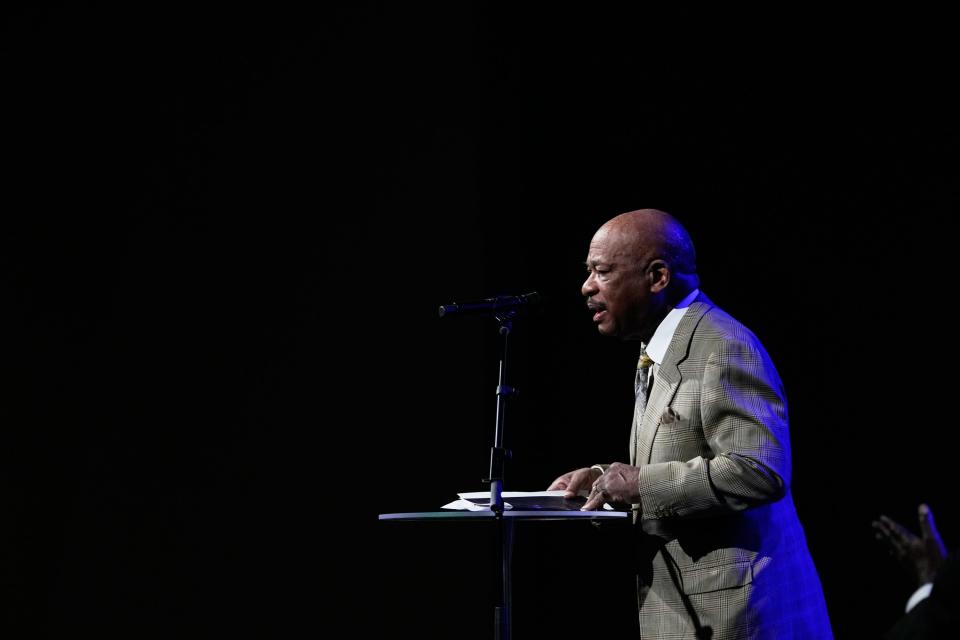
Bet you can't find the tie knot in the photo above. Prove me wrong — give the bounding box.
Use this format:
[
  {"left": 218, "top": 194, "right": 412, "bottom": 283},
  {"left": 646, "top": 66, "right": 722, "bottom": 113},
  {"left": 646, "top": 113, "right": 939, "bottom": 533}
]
[{"left": 638, "top": 354, "right": 654, "bottom": 369}]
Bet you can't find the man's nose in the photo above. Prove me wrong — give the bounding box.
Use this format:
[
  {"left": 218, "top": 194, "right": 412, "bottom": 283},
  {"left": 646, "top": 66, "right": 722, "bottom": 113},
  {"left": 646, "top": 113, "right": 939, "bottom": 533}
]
[{"left": 581, "top": 273, "right": 597, "bottom": 297}]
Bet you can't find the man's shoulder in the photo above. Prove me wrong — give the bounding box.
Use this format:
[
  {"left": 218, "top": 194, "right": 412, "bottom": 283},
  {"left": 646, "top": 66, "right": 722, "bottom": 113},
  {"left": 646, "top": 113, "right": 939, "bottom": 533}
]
[
  {"left": 686, "top": 299, "right": 767, "bottom": 352},
  {"left": 689, "top": 299, "right": 747, "bottom": 336}
]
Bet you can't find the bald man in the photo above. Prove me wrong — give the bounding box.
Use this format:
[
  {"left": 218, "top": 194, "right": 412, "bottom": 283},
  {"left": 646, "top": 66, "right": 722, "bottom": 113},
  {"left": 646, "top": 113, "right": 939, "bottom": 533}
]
[{"left": 549, "top": 210, "right": 832, "bottom": 639}]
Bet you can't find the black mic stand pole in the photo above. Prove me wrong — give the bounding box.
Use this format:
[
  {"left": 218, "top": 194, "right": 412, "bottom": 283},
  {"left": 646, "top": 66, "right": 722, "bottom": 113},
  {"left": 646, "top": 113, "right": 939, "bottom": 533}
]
[{"left": 484, "top": 309, "right": 517, "bottom": 640}]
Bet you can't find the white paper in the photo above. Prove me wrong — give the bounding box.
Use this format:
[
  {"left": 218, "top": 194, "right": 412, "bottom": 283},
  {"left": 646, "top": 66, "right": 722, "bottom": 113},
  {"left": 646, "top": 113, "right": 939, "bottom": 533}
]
[
  {"left": 441, "top": 490, "right": 615, "bottom": 510},
  {"left": 440, "top": 499, "right": 514, "bottom": 511},
  {"left": 457, "top": 490, "right": 568, "bottom": 501}
]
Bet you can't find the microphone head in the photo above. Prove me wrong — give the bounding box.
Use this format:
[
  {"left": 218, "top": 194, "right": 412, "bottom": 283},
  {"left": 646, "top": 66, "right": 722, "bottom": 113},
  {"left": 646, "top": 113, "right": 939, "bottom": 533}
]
[{"left": 437, "top": 291, "right": 542, "bottom": 318}]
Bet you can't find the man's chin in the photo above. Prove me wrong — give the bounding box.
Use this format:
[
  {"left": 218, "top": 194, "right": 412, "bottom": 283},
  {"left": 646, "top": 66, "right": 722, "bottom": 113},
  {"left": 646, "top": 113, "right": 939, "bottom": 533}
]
[{"left": 596, "top": 323, "right": 617, "bottom": 337}]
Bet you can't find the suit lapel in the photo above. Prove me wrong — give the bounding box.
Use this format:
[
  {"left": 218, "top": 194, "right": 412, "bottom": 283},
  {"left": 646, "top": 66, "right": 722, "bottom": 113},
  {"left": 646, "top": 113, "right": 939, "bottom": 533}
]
[{"left": 634, "top": 295, "right": 714, "bottom": 466}]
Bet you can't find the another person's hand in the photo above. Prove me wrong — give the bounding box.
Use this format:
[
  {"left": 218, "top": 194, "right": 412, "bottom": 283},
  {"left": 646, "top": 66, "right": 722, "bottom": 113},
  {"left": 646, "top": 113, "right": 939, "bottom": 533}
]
[
  {"left": 582, "top": 462, "right": 640, "bottom": 511},
  {"left": 547, "top": 467, "right": 600, "bottom": 498},
  {"left": 872, "top": 503, "right": 948, "bottom": 586}
]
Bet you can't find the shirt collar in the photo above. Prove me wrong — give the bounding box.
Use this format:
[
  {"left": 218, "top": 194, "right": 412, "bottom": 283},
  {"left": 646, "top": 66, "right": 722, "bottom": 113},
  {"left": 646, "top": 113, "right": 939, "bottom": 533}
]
[{"left": 644, "top": 289, "right": 700, "bottom": 365}]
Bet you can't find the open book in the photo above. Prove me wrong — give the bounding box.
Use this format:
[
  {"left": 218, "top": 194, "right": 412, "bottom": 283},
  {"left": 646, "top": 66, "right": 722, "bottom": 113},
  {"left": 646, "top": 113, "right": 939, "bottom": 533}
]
[{"left": 442, "top": 490, "right": 605, "bottom": 511}]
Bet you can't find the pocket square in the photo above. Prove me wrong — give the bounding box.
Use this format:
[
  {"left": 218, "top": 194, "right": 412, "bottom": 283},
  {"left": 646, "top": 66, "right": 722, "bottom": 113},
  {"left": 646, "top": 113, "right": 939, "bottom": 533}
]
[{"left": 661, "top": 407, "right": 681, "bottom": 423}]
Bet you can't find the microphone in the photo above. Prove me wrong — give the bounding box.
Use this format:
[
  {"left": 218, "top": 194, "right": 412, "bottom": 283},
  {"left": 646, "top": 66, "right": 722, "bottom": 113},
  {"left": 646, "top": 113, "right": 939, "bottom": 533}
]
[{"left": 438, "top": 292, "right": 542, "bottom": 318}]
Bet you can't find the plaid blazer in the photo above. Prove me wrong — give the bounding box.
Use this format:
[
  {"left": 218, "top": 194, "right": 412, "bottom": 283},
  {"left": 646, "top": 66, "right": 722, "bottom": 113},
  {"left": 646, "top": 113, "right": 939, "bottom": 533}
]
[{"left": 627, "top": 293, "right": 833, "bottom": 639}]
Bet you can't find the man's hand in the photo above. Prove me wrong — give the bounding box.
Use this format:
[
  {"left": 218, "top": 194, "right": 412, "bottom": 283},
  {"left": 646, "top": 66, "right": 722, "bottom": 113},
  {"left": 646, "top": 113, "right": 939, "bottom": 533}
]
[
  {"left": 547, "top": 467, "right": 601, "bottom": 498},
  {"left": 872, "top": 503, "right": 948, "bottom": 586},
  {"left": 581, "top": 462, "right": 640, "bottom": 511}
]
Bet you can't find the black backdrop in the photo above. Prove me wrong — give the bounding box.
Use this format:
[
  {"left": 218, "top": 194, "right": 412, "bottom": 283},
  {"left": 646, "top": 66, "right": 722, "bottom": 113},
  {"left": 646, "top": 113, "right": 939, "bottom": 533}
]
[{"left": 3, "top": 4, "right": 958, "bottom": 638}]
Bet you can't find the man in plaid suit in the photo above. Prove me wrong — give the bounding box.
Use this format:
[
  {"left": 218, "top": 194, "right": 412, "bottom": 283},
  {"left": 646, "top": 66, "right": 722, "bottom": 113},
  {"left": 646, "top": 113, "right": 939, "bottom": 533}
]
[{"left": 549, "top": 209, "right": 832, "bottom": 639}]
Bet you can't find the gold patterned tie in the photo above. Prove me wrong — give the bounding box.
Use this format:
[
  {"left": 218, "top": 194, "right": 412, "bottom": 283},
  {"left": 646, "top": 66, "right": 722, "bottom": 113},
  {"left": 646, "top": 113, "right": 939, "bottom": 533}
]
[{"left": 635, "top": 350, "right": 654, "bottom": 419}]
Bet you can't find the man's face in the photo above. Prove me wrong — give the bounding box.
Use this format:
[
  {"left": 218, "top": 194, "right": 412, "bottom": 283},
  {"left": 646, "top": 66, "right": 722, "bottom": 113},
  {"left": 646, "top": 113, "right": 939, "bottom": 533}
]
[{"left": 581, "top": 225, "right": 651, "bottom": 339}]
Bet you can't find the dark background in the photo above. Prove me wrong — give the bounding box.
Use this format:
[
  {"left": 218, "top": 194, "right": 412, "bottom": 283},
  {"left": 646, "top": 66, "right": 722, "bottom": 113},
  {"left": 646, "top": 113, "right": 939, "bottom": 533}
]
[{"left": 3, "top": 4, "right": 957, "bottom": 638}]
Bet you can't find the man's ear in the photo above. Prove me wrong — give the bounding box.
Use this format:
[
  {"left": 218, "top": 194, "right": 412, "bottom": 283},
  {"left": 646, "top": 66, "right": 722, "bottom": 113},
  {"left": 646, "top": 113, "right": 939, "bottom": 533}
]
[{"left": 647, "top": 259, "right": 671, "bottom": 293}]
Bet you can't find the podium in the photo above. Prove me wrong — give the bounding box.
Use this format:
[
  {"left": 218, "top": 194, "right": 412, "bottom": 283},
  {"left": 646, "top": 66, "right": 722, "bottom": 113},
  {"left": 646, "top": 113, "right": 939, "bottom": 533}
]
[
  {"left": 379, "top": 509, "right": 628, "bottom": 522},
  {"left": 379, "top": 509, "right": 628, "bottom": 639},
  {"left": 415, "top": 298, "right": 630, "bottom": 637}
]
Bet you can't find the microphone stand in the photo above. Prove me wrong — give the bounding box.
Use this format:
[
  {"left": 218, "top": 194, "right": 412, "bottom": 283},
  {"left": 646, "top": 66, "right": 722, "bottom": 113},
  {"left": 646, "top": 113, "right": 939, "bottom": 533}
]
[{"left": 484, "top": 309, "right": 517, "bottom": 640}]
